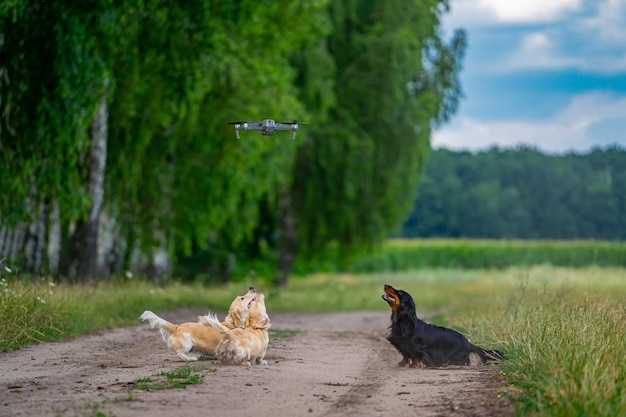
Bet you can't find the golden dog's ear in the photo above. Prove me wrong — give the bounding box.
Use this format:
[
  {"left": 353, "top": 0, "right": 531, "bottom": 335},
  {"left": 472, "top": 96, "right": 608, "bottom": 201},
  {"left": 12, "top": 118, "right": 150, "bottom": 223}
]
[{"left": 253, "top": 316, "right": 271, "bottom": 330}]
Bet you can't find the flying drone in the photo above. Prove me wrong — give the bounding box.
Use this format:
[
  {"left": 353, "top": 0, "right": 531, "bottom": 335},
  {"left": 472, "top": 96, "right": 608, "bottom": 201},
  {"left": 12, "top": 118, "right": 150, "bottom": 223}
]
[{"left": 226, "top": 119, "right": 308, "bottom": 139}]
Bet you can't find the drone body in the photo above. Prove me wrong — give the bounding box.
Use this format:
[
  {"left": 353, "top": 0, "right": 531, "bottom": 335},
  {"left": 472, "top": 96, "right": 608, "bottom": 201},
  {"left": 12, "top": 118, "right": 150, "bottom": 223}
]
[{"left": 226, "top": 119, "right": 307, "bottom": 139}]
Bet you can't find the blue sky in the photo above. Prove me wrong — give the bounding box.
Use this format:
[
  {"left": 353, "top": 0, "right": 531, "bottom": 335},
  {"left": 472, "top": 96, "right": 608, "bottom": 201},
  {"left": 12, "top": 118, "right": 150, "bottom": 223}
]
[{"left": 432, "top": 0, "right": 626, "bottom": 153}]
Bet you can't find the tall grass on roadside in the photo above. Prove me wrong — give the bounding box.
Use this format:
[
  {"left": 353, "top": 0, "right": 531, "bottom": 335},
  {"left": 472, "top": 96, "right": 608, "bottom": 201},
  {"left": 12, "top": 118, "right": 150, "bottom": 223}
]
[
  {"left": 0, "top": 274, "right": 259, "bottom": 352},
  {"left": 0, "top": 276, "right": 65, "bottom": 350},
  {"left": 458, "top": 285, "right": 626, "bottom": 417},
  {"left": 506, "top": 296, "right": 625, "bottom": 416}
]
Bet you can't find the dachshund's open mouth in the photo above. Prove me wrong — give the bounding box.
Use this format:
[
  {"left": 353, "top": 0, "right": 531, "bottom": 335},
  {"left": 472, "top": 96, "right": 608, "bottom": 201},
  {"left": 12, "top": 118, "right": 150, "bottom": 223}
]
[
  {"left": 382, "top": 293, "right": 396, "bottom": 305},
  {"left": 382, "top": 284, "right": 400, "bottom": 308}
]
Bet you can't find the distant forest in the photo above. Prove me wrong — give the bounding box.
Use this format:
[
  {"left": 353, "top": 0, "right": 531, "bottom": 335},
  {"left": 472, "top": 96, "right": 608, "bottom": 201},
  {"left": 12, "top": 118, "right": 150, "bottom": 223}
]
[{"left": 402, "top": 146, "right": 626, "bottom": 240}]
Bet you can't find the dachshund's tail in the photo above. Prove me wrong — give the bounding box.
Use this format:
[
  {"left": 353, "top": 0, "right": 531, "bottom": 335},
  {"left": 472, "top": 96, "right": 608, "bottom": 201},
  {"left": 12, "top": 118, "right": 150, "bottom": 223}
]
[{"left": 471, "top": 345, "right": 507, "bottom": 363}]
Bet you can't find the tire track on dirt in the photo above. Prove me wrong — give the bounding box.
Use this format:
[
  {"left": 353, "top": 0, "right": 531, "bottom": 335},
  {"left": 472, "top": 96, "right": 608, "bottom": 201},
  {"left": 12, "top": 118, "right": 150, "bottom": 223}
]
[{"left": 320, "top": 330, "right": 389, "bottom": 417}]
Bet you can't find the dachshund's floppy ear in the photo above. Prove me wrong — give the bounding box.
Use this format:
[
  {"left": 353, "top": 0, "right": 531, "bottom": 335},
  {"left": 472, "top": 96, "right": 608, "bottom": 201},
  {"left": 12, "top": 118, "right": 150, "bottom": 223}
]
[{"left": 397, "top": 293, "right": 417, "bottom": 319}]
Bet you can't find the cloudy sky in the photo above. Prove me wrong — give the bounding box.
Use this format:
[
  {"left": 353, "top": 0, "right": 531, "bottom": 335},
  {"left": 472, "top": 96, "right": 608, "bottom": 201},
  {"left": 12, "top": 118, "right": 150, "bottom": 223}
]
[{"left": 432, "top": 0, "right": 626, "bottom": 153}]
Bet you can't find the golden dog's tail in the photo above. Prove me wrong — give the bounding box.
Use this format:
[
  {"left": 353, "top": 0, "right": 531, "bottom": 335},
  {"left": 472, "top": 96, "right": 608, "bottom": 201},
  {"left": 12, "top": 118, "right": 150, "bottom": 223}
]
[
  {"left": 140, "top": 311, "right": 177, "bottom": 343},
  {"left": 199, "top": 313, "right": 230, "bottom": 334}
]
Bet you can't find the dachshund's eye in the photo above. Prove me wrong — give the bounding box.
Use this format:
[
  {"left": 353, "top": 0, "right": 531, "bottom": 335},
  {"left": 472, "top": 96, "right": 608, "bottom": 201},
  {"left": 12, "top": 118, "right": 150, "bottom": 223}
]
[{"left": 239, "top": 297, "right": 244, "bottom": 301}]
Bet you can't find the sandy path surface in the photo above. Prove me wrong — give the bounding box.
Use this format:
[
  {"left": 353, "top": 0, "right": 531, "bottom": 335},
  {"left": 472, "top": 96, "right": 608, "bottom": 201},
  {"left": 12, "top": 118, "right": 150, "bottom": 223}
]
[{"left": 0, "top": 310, "right": 514, "bottom": 417}]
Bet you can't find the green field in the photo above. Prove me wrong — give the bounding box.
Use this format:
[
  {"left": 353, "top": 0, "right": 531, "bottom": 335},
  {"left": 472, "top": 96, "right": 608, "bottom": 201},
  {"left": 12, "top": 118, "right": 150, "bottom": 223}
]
[
  {"left": 2, "top": 258, "right": 625, "bottom": 416},
  {"left": 347, "top": 238, "right": 626, "bottom": 271}
]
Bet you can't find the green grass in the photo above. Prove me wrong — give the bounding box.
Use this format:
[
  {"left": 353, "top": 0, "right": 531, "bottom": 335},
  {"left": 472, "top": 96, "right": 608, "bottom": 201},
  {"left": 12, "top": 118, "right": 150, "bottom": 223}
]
[
  {"left": 505, "top": 295, "right": 625, "bottom": 416},
  {"left": 133, "top": 365, "right": 215, "bottom": 391},
  {"left": 269, "top": 328, "right": 305, "bottom": 340},
  {"left": 56, "top": 401, "right": 117, "bottom": 417},
  {"left": 0, "top": 275, "right": 262, "bottom": 351},
  {"left": 439, "top": 272, "right": 626, "bottom": 417}
]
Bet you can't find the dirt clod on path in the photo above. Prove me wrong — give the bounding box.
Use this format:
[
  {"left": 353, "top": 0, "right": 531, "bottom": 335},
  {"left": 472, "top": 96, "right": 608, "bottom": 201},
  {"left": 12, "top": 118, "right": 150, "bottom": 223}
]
[{"left": 0, "top": 310, "right": 515, "bottom": 417}]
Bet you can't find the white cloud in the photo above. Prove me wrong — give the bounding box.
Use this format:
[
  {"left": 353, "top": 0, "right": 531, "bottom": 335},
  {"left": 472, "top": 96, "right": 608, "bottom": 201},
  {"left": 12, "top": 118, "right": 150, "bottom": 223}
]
[
  {"left": 445, "top": 0, "right": 626, "bottom": 74},
  {"left": 498, "top": 31, "right": 583, "bottom": 72},
  {"left": 444, "top": 0, "right": 582, "bottom": 27},
  {"left": 477, "top": 0, "right": 582, "bottom": 23},
  {"left": 582, "top": 0, "right": 626, "bottom": 43},
  {"left": 497, "top": 25, "right": 626, "bottom": 73},
  {"left": 432, "top": 92, "right": 626, "bottom": 153}
]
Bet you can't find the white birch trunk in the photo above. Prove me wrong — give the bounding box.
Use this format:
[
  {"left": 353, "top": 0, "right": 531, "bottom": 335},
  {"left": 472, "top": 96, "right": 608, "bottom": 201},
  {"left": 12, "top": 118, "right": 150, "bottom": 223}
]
[
  {"left": 76, "top": 82, "right": 109, "bottom": 280},
  {"left": 47, "top": 200, "right": 61, "bottom": 275}
]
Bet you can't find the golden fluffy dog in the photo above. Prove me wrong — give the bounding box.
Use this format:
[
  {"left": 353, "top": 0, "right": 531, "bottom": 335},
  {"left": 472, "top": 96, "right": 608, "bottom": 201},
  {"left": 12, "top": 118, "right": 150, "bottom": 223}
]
[
  {"left": 140, "top": 287, "right": 257, "bottom": 361},
  {"left": 201, "top": 292, "right": 271, "bottom": 366}
]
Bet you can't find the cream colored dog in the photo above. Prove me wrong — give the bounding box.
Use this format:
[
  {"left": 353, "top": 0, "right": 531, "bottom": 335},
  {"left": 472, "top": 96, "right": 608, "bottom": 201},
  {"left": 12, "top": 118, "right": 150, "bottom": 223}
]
[
  {"left": 201, "top": 292, "right": 271, "bottom": 366},
  {"left": 140, "top": 287, "right": 257, "bottom": 361}
]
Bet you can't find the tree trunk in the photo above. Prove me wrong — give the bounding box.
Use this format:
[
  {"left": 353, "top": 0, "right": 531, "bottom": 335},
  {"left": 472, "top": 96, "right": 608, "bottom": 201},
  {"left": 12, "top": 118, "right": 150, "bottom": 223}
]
[
  {"left": 275, "top": 185, "right": 297, "bottom": 287},
  {"left": 75, "top": 84, "right": 109, "bottom": 281},
  {"left": 23, "top": 201, "right": 47, "bottom": 275},
  {"left": 47, "top": 200, "right": 61, "bottom": 276}
]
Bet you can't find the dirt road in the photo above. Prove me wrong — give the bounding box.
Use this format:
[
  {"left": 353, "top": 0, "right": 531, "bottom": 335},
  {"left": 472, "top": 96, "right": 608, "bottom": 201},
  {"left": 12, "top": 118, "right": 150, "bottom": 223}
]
[{"left": 0, "top": 310, "right": 514, "bottom": 417}]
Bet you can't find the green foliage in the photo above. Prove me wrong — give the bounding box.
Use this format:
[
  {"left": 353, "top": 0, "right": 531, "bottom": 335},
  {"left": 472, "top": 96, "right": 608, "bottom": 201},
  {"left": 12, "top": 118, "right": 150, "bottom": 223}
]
[
  {"left": 291, "top": 0, "right": 466, "bottom": 261},
  {"left": 347, "top": 239, "right": 626, "bottom": 273},
  {"left": 0, "top": 1, "right": 114, "bottom": 224},
  {"left": 105, "top": 0, "right": 330, "bottom": 256},
  {"left": 1, "top": 1, "right": 332, "bottom": 274},
  {"left": 403, "top": 146, "right": 626, "bottom": 240},
  {"left": 2, "top": 0, "right": 464, "bottom": 281}
]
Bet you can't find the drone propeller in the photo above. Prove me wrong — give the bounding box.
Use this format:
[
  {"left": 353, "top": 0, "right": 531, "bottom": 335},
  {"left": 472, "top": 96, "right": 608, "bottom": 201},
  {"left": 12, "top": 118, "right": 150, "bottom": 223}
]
[
  {"left": 226, "top": 121, "right": 246, "bottom": 125},
  {"left": 278, "top": 120, "right": 308, "bottom": 125}
]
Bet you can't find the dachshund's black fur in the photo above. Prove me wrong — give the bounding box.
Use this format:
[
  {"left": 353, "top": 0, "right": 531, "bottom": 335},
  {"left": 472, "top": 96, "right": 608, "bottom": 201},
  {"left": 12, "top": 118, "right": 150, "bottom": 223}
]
[{"left": 382, "top": 284, "right": 505, "bottom": 368}]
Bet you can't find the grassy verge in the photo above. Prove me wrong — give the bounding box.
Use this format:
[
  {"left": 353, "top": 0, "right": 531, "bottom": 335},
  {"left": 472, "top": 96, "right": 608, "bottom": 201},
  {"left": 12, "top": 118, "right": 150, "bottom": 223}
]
[
  {"left": 501, "top": 294, "right": 625, "bottom": 416},
  {"left": 444, "top": 270, "right": 626, "bottom": 417},
  {"left": 0, "top": 274, "right": 269, "bottom": 352}
]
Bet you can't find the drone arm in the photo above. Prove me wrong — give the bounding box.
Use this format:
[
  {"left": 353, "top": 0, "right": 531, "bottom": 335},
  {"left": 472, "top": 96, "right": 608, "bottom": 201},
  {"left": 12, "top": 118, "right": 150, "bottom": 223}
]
[{"left": 273, "top": 123, "right": 294, "bottom": 131}]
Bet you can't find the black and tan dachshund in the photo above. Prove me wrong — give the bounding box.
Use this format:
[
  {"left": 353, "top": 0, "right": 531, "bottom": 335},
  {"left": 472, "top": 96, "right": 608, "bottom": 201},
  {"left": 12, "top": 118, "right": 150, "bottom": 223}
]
[{"left": 382, "top": 284, "right": 506, "bottom": 368}]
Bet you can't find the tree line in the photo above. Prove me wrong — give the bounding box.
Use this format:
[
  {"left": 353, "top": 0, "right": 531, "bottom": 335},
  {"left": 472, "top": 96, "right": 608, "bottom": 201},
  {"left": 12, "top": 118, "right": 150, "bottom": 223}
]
[
  {"left": 0, "top": 1, "right": 465, "bottom": 283},
  {"left": 402, "top": 146, "right": 626, "bottom": 240}
]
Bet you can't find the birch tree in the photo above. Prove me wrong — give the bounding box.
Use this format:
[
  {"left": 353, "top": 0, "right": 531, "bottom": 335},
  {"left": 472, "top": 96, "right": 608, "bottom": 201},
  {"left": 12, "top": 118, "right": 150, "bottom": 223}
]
[{"left": 287, "top": 0, "right": 466, "bottom": 273}]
